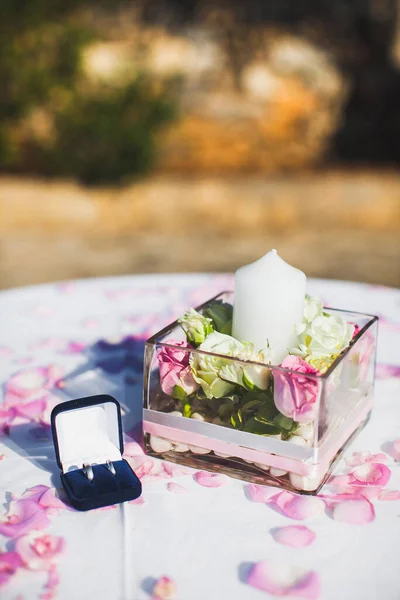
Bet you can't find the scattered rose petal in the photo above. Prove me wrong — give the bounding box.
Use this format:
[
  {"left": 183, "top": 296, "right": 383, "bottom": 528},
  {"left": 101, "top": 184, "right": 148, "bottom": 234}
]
[
  {"left": 40, "top": 565, "right": 59, "bottom": 600},
  {"left": 0, "top": 346, "right": 13, "bottom": 357},
  {"left": 130, "top": 497, "right": 145, "bottom": 505},
  {"left": 0, "top": 500, "right": 50, "bottom": 538},
  {"left": 134, "top": 459, "right": 155, "bottom": 480},
  {"left": 376, "top": 364, "right": 400, "bottom": 380},
  {"left": 349, "top": 463, "right": 391, "bottom": 487},
  {"left": 123, "top": 441, "right": 145, "bottom": 457},
  {"left": 0, "top": 551, "right": 23, "bottom": 587},
  {"left": 273, "top": 492, "right": 325, "bottom": 520},
  {"left": 247, "top": 560, "right": 320, "bottom": 599},
  {"left": 378, "top": 490, "right": 400, "bottom": 501},
  {"left": 332, "top": 497, "right": 375, "bottom": 524},
  {"left": 16, "top": 532, "right": 65, "bottom": 570},
  {"left": 345, "top": 452, "right": 388, "bottom": 467},
  {"left": 388, "top": 440, "right": 400, "bottom": 462},
  {"left": 271, "top": 525, "right": 316, "bottom": 548},
  {"left": 152, "top": 575, "right": 176, "bottom": 600},
  {"left": 193, "top": 471, "right": 228, "bottom": 487},
  {"left": 167, "top": 482, "right": 189, "bottom": 494},
  {"left": 162, "top": 462, "right": 191, "bottom": 478},
  {"left": 246, "top": 484, "right": 280, "bottom": 504}
]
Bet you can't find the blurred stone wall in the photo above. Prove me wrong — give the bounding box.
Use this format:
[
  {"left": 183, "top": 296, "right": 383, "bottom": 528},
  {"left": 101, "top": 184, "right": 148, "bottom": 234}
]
[{"left": 1, "top": 172, "right": 399, "bottom": 289}]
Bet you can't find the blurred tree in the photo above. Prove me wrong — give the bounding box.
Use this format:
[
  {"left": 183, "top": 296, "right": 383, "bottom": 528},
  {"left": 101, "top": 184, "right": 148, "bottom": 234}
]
[
  {"left": 32, "top": 80, "right": 177, "bottom": 185},
  {"left": 0, "top": 0, "right": 177, "bottom": 184}
]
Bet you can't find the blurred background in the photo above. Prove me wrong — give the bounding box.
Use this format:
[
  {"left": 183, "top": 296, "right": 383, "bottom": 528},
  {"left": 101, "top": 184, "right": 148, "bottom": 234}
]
[{"left": 1, "top": 0, "right": 399, "bottom": 289}]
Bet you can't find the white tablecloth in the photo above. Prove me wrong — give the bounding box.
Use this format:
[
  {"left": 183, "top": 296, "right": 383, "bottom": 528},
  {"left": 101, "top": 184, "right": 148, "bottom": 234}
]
[{"left": 0, "top": 274, "right": 399, "bottom": 600}]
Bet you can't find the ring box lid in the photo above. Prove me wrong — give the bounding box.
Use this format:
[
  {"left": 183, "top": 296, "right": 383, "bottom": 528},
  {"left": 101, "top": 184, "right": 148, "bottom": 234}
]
[{"left": 51, "top": 394, "right": 124, "bottom": 473}]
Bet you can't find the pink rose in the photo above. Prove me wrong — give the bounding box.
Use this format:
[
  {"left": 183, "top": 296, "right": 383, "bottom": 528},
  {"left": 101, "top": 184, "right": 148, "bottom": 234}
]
[
  {"left": 274, "top": 356, "right": 319, "bottom": 423},
  {"left": 157, "top": 342, "right": 199, "bottom": 397}
]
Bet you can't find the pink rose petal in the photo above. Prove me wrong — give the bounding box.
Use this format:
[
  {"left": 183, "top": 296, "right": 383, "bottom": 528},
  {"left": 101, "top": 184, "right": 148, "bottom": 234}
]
[
  {"left": 152, "top": 575, "right": 176, "bottom": 600},
  {"left": 0, "top": 500, "right": 50, "bottom": 538},
  {"left": 332, "top": 497, "right": 375, "bottom": 524},
  {"left": 271, "top": 525, "right": 316, "bottom": 548},
  {"left": 193, "top": 471, "right": 228, "bottom": 487},
  {"left": 16, "top": 532, "right": 65, "bottom": 570},
  {"left": 388, "top": 439, "right": 400, "bottom": 462},
  {"left": 345, "top": 452, "right": 388, "bottom": 467},
  {"left": 247, "top": 560, "right": 320, "bottom": 599},
  {"left": 378, "top": 490, "right": 400, "bottom": 501},
  {"left": 349, "top": 463, "right": 391, "bottom": 487},
  {"left": 247, "top": 484, "right": 280, "bottom": 504},
  {"left": 0, "top": 551, "right": 23, "bottom": 587},
  {"left": 162, "top": 462, "right": 191, "bottom": 478},
  {"left": 130, "top": 497, "right": 145, "bottom": 505},
  {"left": 273, "top": 492, "right": 325, "bottom": 521},
  {"left": 167, "top": 482, "right": 189, "bottom": 494}
]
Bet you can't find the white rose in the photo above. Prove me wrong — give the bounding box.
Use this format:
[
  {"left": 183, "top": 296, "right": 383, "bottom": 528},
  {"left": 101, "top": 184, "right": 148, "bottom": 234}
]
[
  {"left": 304, "top": 296, "right": 323, "bottom": 323},
  {"left": 190, "top": 332, "right": 272, "bottom": 398},
  {"left": 178, "top": 308, "right": 213, "bottom": 346},
  {"left": 304, "top": 314, "right": 354, "bottom": 358}
]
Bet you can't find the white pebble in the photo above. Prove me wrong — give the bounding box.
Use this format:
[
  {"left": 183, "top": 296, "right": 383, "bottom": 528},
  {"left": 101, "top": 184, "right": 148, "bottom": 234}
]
[
  {"left": 149, "top": 435, "right": 173, "bottom": 453},
  {"left": 188, "top": 445, "right": 212, "bottom": 454},
  {"left": 269, "top": 467, "right": 288, "bottom": 477},
  {"left": 191, "top": 412, "right": 205, "bottom": 421},
  {"left": 212, "top": 417, "right": 224, "bottom": 426},
  {"left": 289, "top": 472, "right": 323, "bottom": 492},
  {"left": 290, "top": 435, "right": 308, "bottom": 447},
  {"left": 295, "top": 423, "right": 314, "bottom": 443},
  {"left": 173, "top": 442, "right": 190, "bottom": 452},
  {"left": 254, "top": 462, "right": 270, "bottom": 471},
  {"left": 170, "top": 411, "right": 183, "bottom": 417},
  {"left": 214, "top": 451, "right": 231, "bottom": 458}
]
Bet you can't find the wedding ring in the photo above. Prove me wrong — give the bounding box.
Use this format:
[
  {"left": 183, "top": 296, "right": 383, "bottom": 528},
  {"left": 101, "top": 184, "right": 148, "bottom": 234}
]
[
  {"left": 106, "top": 460, "right": 116, "bottom": 476},
  {"left": 83, "top": 463, "right": 94, "bottom": 482}
]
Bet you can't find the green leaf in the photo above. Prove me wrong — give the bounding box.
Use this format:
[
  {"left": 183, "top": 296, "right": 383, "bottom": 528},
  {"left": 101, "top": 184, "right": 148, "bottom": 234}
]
[
  {"left": 254, "top": 404, "right": 279, "bottom": 425},
  {"left": 241, "top": 399, "right": 263, "bottom": 413},
  {"left": 202, "top": 301, "right": 233, "bottom": 334},
  {"left": 243, "top": 418, "right": 281, "bottom": 436},
  {"left": 230, "top": 409, "right": 243, "bottom": 429},
  {"left": 183, "top": 403, "right": 192, "bottom": 418},
  {"left": 172, "top": 385, "right": 187, "bottom": 401},
  {"left": 273, "top": 414, "right": 294, "bottom": 430}
]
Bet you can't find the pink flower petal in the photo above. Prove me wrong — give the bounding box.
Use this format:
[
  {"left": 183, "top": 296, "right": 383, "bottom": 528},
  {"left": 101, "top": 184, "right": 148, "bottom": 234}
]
[
  {"left": 152, "top": 575, "right": 176, "bottom": 600},
  {"left": 162, "top": 462, "right": 191, "bottom": 478},
  {"left": 129, "top": 497, "right": 145, "bottom": 505},
  {"left": 0, "top": 500, "right": 50, "bottom": 538},
  {"left": 193, "top": 471, "right": 228, "bottom": 487},
  {"left": 0, "top": 551, "right": 23, "bottom": 587},
  {"left": 273, "top": 492, "right": 325, "bottom": 521},
  {"left": 123, "top": 441, "right": 145, "bottom": 457},
  {"left": 39, "top": 488, "right": 72, "bottom": 512},
  {"left": 349, "top": 463, "right": 391, "bottom": 487},
  {"left": 378, "top": 490, "right": 400, "bottom": 501},
  {"left": 345, "top": 452, "right": 388, "bottom": 467},
  {"left": 16, "top": 532, "right": 65, "bottom": 570},
  {"left": 332, "top": 497, "right": 375, "bottom": 524},
  {"left": 19, "top": 485, "right": 50, "bottom": 503},
  {"left": 388, "top": 439, "right": 400, "bottom": 462},
  {"left": 167, "top": 482, "right": 189, "bottom": 494},
  {"left": 247, "top": 560, "right": 320, "bottom": 599},
  {"left": 271, "top": 525, "right": 316, "bottom": 548},
  {"left": 14, "top": 398, "right": 47, "bottom": 420},
  {"left": 247, "top": 484, "right": 280, "bottom": 504}
]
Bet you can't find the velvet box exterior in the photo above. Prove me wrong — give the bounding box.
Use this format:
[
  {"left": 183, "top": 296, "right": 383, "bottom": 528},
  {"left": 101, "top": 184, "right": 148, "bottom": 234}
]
[{"left": 51, "top": 394, "right": 141, "bottom": 511}]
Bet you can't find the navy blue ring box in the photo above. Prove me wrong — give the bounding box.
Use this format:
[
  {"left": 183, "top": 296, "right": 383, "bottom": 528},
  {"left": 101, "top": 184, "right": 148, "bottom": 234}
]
[{"left": 51, "top": 394, "right": 142, "bottom": 511}]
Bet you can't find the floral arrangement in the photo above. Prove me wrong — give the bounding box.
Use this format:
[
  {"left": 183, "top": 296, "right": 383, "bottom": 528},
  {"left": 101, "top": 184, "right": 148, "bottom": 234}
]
[{"left": 156, "top": 297, "right": 356, "bottom": 445}]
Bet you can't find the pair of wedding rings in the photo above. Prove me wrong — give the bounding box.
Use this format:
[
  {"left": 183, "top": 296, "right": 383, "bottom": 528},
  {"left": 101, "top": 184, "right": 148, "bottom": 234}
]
[{"left": 83, "top": 460, "right": 116, "bottom": 482}]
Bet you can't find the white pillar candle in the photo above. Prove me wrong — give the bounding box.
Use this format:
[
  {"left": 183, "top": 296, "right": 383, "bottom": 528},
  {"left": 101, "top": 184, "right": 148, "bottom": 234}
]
[{"left": 232, "top": 249, "right": 306, "bottom": 363}]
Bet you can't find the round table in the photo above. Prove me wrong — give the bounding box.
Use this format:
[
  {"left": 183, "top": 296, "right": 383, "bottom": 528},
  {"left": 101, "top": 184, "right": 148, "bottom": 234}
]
[{"left": 0, "top": 274, "right": 399, "bottom": 600}]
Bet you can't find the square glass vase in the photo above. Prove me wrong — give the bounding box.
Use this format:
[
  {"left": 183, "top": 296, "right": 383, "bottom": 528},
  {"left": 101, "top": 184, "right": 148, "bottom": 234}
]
[{"left": 143, "top": 292, "right": 378, "bottom": 494}]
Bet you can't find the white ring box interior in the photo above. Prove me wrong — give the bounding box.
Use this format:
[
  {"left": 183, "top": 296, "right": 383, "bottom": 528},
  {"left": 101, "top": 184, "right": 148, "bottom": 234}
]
[{"left": 54, "top": 400, "right": 122, "bottom": 473}]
